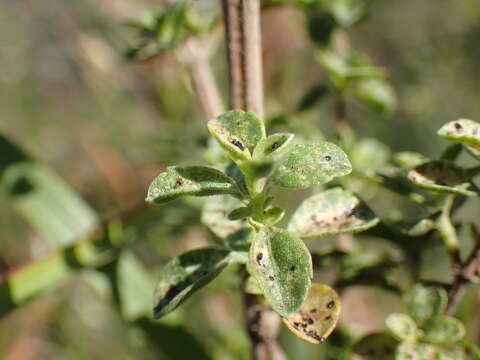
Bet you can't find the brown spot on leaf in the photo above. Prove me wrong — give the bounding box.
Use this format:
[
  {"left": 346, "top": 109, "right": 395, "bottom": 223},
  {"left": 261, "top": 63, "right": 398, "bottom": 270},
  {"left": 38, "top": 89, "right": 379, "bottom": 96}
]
[
  {"left": 230, "top": 139, "right": 245, "bottom": 151},
  {"left": 174, "top": 179, "right": 183, "bottom": 188},
  {"left": 326, "top": 301, "right": 335, "bottom": 309},
  {"left": 271, "top": 142, "right": 280, "bottom": 149},
  {"left": 256, "top": 253, "right": 263, "bottom": 265},
  {"left": 268, "top": 275, "right": 275, "bottom": 281},
  {"left": 454, "top": 122, "right": 463, "bottom": 130}
]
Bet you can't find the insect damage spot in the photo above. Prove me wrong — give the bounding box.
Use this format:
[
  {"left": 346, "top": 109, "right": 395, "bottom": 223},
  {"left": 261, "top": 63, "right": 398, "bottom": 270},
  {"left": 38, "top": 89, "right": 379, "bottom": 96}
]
[
  {"left": 256, "top": 253, "right": 263, "bottom": 265},
  {"left": 290, "top": 266, "right": 296, "bottom": 271},
  {"left": 326, "top": 301, "right": 335, "bottom": 309},
  {"left": 268, "top": 275, "right": 275, "bottom": 281},
  {"left": 174, "top": 179, "right": 183, "bottom": 188},
  {"left": 454, "top": 122, "right": 463, "bottom": 130},
  {"left": 324, "top": 155, "right": 332, "bottom": 161},
  {"left": 271, "top": 142, "right": 280, "bottom": 149},
  {"left": 230, "top": 139, "right": 245, "bottom": 151}
]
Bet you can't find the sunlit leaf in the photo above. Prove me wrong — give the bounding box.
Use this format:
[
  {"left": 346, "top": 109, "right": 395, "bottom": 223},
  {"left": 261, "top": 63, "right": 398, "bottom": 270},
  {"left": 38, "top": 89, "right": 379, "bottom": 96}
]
[
  {"left": 407, "top": 161, "right": 478, "bottom": 197},
  {"left": 393, "top": 152, "right": 429, "bottom": 168},
  {"left": 146, "top": 166, "right": 242, "bottom": 204},
  {"left": 351, "top": 138, "right": 391, "bottom": 174},
  {"left": 423, "top": 316, "right": 466, "bottom": 345},
  {"left": 153, "top": 247, "right": 231, "bottom": 319},
  {"left": 385, "top": 313, "right": 420, "bottom": 341},
  {"left": 288, "top": 187, "right": 379, "bottom": 238},
  {"left": 257, "top": 207, "right": 285, "bottom": 227},
  {"left": 271, "top": 143, "right": 352, "bottom": 189},
  {"left": 355, "top": 78, "right": 397, "bottom": 115},
  {"left": 438, "top": 119, "right": 480, "bottom": 151},
  {"left": 248, "top": 227, "right": 312, "bottom": 316},
  {"left": 283, "top": 284, "right": 341, "bottom": 344},
  {"left": 207, "top": 110, "right": 266, "bottom": 162},
  {"left": 252, "top": 133, "right": 294, "bottom": 160}
]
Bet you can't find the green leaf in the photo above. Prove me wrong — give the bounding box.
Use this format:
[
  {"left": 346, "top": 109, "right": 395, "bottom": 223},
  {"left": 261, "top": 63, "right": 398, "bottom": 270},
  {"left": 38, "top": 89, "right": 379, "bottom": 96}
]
[
  {"left": 207, "top": 110, "right": 266, "bottom": 162},
  {"left": 146, "top": 166, "right": 242, "bottom": 204},
  {"left": 351, "top": 138, "right": 391, "bottom": 174},
  {"left": 257, "top": 207, "right": 285, "bottom": 227},
  {"left": 438, "top": 119, "right": 480, "bottom": 151},
  {"left": 153, "top": 247, "right": 231, "bottom": 319},
  {"left": 353, "top": 333, "right": 398, "bottom": 360},
  {"left": 0, "top": 136, "right": 98, "bottom": 246},
  {"left": 423, "top": 316, "right": 466, "bottom": 345},
  {"left": 393, "top": 152, "right": 429, "bottom": 168},
  {"left": 226, "top": 226, "right": 256, "bottom": 252},
  {"left": 228, "top": 206, "right": 251, "bottom": 220},
  {"left": 307, "top": 13, "right": 336, "bottom": 47},
  {"left": 283, "top": 284, "right": 341, "bottom": 344},
  {"left": 248, "top": 227, "right": 312, "bottom": 316},
  {"left": 327, "top": 0, "right": 370, "bottom": 27},
  {"left": 402, "top": 218, "right": 436, "bottom": 237},
  {"left": 201, "top": 195, "right": 247, "bottom": 238},
  {"left": 253, "top": 133, "right": 295, "bottom": 159},
  {"left": 239, "top": 159, "right": 274, "bottom": 179},
  {"left": 405, "top": 284, "right": 447, "bottom": 326},
  {"left": 288, "top": 187, "right": 379, "bottom": 238},
  {"left": 396, "top": 342, "right": 467, "bottom": 360},
  {"left": 355, "top": 78, "right": 397, "bottom": 115},
  {"left": 385, "top": 313, "right": 420, "bottom": 341},
  {"left": 117, "top": 251, "right": 155, "bottom": 321},
  {"left": 407, "top": 161, "right": 478, "bottom": 197},
  {"left": 297, "top": 83, "right": 330, "bottom": 111},
  {"left": 271, "top": 143, "right": 352, "bottom": 189}
]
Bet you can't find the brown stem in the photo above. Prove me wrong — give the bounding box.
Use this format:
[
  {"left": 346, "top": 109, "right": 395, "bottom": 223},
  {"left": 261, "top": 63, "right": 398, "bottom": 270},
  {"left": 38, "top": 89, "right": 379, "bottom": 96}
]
[
  {"left": 221, "top": 1, "right": 281, "bottom": 358},
  {"left": 446, "top": 236, "right": 480, "bottom": 315},
  {"left": 178, "top": 35, "right": 225, "bottom": 120},
  {"left": 221, "top": 0, "right": 264, "bottom": 117}
]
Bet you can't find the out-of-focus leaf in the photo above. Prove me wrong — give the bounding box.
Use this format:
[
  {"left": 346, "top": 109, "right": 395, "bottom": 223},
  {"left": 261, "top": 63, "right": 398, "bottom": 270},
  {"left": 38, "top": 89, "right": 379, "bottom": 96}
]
[
  {"left": 253, "top": 133, "right": 295, "bottom": 160},
  {"left": 283, "top": 284, "right": 341, "bottom": 344},
  {"left": 271, "top": 143, "right": 351, "bottom": 189},
  {"left": 355, "top": 78, "right": 397, "bottom": 115},
  {"left": 402, "top": 218, "right": 436, "bottom": 237},
  {"left": 288, "top": 187, "right": 379, "bottom": 238},
  {"left": 385, "top": 313, "right": 420, "bottom": 341},
  {"left": 228, "top": 206, "right": 251, "bottom": 220},
  {"left": 0, "top": 135, "right": 98, "bottom": 246},
  {"left": 396, "top": 342, "right": 467, "bottom": 360},
  {"left": 117, "top": 251, "right": 155, "bottom": 321},
  {"left": 153, "top": 247, "right": 231, "bottom": 319},
  {"left": 257, "top": 207, "right": 285, "bottom": 227},
  {"left": 185, "top": 0, "right": 219, "bottom": 33},
  {"left": 244, "top": 276, "right": 262, "bottom": 295},
  {"left": 393, "top": 152, "right": 429, "bottom": 168},
  {"left": 408, "top": 161, "right": 478, "bottom": 197},
  {"left": 307, "top": 13, "right": 337, "bottom": 47},
  {"left": 353, "top": 333, "right": 398, "bottom": 360},
  {"left": 327, "top": 0, "right": 370, "bottom": 27},
  {"left": 207, "top": 110, "right": 266, "bottom": 162},
  {"left": 438, "top": 119, "right": 480, "bottom": 151},
  {"left": 248, "top": 227, "right": 312, "bottom": 316},
  {"left": 297, "top": 83, "right": 330, "bottom": 112},
  {"left": 405, "top": 284, "right": 447, "bottom": 326},
  {"left": 146, "top": 166, "right": 242, "bottom": 204},
  {"left": 423, "top": 316, "right": 466, "bottom": 345},
  {"left": 201, "top": 195, "right": 248, "bottom": 238},
  {"left": 351, "top": 138, "right": 391, "bottom": 174},
  {"left": 226, "top": 226, "right": 255, "bottom": 252}
]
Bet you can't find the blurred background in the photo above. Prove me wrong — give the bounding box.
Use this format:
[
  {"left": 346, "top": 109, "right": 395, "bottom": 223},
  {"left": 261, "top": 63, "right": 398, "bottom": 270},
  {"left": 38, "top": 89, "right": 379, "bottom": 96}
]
[{"left": 0, "top": 0, "right": 479, "bottom": 359}]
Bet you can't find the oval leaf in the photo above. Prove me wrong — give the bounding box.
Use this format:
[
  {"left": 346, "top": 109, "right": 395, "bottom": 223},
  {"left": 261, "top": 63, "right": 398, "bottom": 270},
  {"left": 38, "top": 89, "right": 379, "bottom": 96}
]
[
  {"left": 271, "top": 143, "right": 352, "bottom": 189},
  {"left": 385, "top": 313, "right": 420, "bottom": 342},
  {"left": 288, "top": 187, "right": 379, "bottom": 238},
  {"left": 207, "top": 110, "right": 266, "bottom": 162},
  {"left": 153, "top": 247, "right": 231, "bottom": 319},
  {"left": 407, "top": 161, "right": 478, "bottom": 197},
  {"left": 438, "top": 119, "right": 480, "bottom": 151},
  {"left": 353, "top": 333, "right": 398, "bottom": 360},
  {"left": 423, "top": 316, "right": 466, "bottom": 345},
  {"left": 201, "top": 195, "right": 247, "bottom": 238},
  {"left": 146, "top": 166, "right": 241, "bottom": 204},
  {"left": 248, "top": 227, "right": 312, "bottom": 316},
  {"left": 405, "top": 284, "right": 447, "bottom": 326},
  {"left": 253, "top": 133, "right": 295, "bottom": 159},
  {"left": 283, "top": 284, "right": 341, "bottom": 344}
]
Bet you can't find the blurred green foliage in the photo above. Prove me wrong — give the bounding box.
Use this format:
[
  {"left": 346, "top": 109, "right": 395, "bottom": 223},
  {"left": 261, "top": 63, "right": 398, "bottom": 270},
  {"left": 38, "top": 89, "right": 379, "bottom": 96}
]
[{"left": 1, "top": 0, "right": 480, "bottom": 359}]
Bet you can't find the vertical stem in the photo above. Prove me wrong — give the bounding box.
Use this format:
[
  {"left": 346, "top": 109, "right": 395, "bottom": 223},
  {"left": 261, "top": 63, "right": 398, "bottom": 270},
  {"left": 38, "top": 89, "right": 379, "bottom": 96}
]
[
  {"left": 221, "top": 0, "right": 265, "bottom": 117},
  {"left": 221, "top": 1, "right": 282, "bottom": 359}
]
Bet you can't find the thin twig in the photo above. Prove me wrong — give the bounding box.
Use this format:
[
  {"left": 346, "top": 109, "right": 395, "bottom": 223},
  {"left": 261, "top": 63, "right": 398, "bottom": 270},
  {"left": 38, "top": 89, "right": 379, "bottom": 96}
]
[
  {"left": 446, "top": 235, "right": 480, "bottom": 315},
  {"left": 177, "top": 33, "right": 225, "bottom": 120}
]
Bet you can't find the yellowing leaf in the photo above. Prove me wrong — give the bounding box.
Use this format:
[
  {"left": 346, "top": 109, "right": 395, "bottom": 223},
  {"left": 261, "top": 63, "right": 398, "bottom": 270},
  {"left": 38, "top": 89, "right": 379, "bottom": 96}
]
[{"left": 283, "top": 284, "right": 341, "bottom": 344}]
